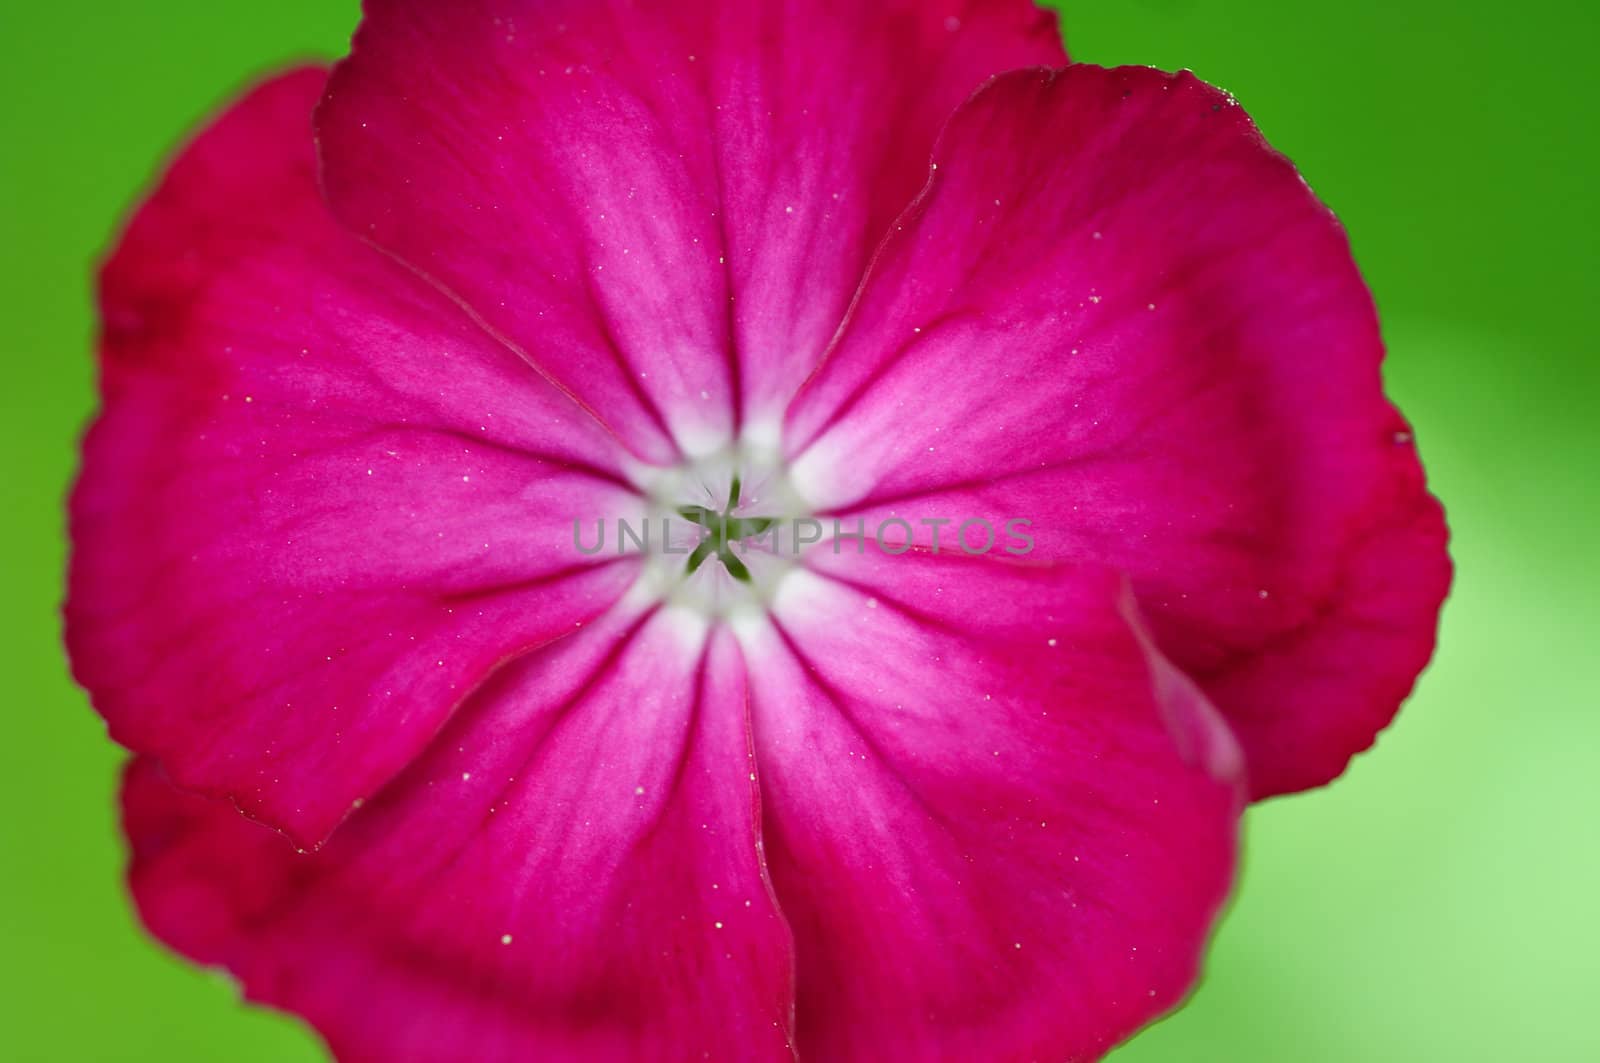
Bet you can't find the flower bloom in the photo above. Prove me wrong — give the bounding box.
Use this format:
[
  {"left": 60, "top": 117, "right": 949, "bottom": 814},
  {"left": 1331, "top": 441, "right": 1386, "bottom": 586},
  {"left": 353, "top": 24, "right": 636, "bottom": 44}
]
[{"left": 66, "top": 1, "right": 1449, "bottom": 1059}]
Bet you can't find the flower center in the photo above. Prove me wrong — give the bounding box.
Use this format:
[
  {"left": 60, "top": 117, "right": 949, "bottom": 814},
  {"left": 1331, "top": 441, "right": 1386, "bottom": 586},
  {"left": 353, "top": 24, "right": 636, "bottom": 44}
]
[
  {"left": 625, "top": 442, "right": 813, "bottom": 620},
  {"left": 676, "top": 476, "right": 777, "bottom": 583}
]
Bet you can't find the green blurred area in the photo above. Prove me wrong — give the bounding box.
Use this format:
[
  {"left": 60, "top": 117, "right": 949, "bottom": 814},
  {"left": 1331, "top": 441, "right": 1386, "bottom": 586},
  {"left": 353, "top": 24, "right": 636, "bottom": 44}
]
[{"left": 0, "top": 1, "right": 1594, "bottom": 1059}]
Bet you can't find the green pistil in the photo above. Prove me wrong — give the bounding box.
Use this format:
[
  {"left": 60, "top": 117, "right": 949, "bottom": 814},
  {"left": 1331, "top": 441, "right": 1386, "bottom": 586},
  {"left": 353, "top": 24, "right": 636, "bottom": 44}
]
[{"left": 677, "top": 479, "right": 773, "bottom": 584}]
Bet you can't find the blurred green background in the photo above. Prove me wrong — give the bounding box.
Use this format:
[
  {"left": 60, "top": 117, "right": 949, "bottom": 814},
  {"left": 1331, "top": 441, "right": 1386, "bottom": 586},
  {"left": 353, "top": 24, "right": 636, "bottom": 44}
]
[{"left": 2, "top": 1, "right": 1595, "bottom": 1059}]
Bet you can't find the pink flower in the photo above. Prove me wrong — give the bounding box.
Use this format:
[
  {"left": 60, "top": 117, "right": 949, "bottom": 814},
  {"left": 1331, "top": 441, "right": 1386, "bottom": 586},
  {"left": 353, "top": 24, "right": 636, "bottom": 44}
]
[{"left": 67, "top": 2, "right": 1449, "bottom": 1059}]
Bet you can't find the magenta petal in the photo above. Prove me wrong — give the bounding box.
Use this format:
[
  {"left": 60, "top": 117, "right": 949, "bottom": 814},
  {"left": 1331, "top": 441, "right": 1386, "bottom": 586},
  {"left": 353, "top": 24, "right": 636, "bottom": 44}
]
[
  {"left": 67, "top": 70, "right": 640, "bottom": 847},
  {"left": 123, "top": 607, "right": 796, "bottom": 1061},
  {"left": 785, "top": 65, "right": 1451, "bottom": 798},
  {"left": 315, "top": 0, "right": 1065, "bottom": 453},
  {"left": 740, "top": 549, "right": 1242, "bottom": 1060}
]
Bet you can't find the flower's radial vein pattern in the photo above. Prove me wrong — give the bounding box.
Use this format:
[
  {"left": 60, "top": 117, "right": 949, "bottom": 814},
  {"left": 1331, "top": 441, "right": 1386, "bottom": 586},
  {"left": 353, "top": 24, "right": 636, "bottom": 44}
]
[
  {"left": 67, "top": 69, "right": 642, "bottom": 848},
  {"left": 124, "top": 606, "right": 797, "bottom": 1061},
  {"left": 787, "top": 65, "right": 1451, "bottom": 798},
  {"left": 744, "top": 550, "right": 1241, "bottom": 1060},
  {"left": 65, "top": 2, "right": 1451, "bottom": 1061},
  {"left": 314, "top": 0, "right": 1065, "bottom": 453}
]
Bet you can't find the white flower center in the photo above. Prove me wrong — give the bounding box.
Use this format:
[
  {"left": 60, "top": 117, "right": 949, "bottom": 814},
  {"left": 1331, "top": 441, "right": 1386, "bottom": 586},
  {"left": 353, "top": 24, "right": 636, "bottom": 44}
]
[{"left": 618, "top": 439, "right": 815, "bottom": 621}]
